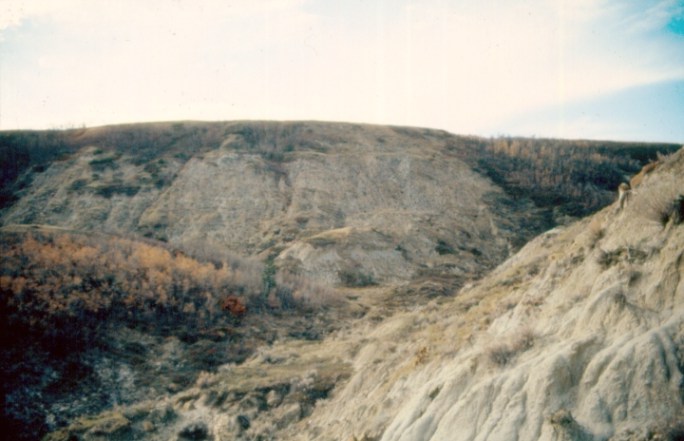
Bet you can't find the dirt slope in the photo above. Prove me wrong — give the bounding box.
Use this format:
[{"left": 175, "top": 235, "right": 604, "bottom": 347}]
[
  {"left": 2, "top": 122, "right": 681, "bottom": 440},
  {"left": 1, "top": 122, "right": 536, "bottom": 288},
  {"left": 42, "top": 149, "right": 684, "bottom": 441},
  {"left": 285, "top": 147, "right": 684, "bottom": 441}
]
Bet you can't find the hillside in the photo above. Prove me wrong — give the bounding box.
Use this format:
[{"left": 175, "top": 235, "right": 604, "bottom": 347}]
[
  {"left": 0, "top": 121, "right": 682, "bottom": 440},
  {"left": 1, "top": 122, "right": 522, "bottom": 290},
  {"left": 37, "top": 138, "right": 684, "bottom": 441},
  {"left": 282, "top": 147, "right": 684, "bottom": 441},
  {"left": 1, "top": 122, "right": 678, "bottom": 288},
  {"left": 0, "top": 225, "right": 350, "bottom": 440}
]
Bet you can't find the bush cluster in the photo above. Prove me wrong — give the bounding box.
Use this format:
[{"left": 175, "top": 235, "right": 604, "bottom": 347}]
[
  {"left": 337, "top": 268, "right": 376, "bottom": 287},
  {"left": 0, "top": 230, "right": 335, "bottom": 346},
  {"left": 486, "top": 328, "right": 535, "bottom": 367},
  {"left": 472, "top": 138, "right": 678, "bottom": 217}
]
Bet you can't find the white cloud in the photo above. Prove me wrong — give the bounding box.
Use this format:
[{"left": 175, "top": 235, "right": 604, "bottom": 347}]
[
  {"left": 293, "top": 0, "right": 684, "bottom": 131},
  {"left": 0, "top": 0, "right": 46, "bottom": 30},
  {"left": 0, "top": 0, "right": 682, "bottom": 139}
]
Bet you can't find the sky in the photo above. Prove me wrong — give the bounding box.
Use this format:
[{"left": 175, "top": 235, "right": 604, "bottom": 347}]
[{"left": 0, "top": 0, "right": 683, "bottom": 142}]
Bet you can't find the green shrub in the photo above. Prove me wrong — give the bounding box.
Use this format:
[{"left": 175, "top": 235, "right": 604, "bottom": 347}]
[
  {"left": 94, "top": 184, "right": 140, "bottom": 198},
  {"left": 69, "top": 179, "right": 88, "bottom": 192},
  {"left": 261, "top": 258, "right": 277, "bottom": 299}
]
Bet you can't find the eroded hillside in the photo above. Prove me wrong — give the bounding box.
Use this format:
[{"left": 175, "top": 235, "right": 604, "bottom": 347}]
[
  {"left": 51, "top": 145, "right": 684, "bottom": 441},
  {"left": 1, "top": 122, "right": 681, "bottom": 440},
  {"left": 278, "top": 147, "right": 684, "bottom": 441},
  {"left": 1, "top": 122, "right": 678, "bottom": 289}
]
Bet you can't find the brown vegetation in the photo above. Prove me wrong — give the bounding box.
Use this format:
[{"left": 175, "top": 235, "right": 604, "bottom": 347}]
[
  {"left": 467, "top": 137, "right": 679, "bottom": 218},
  {"left": 0, "top": 227, "right": 340, "bottom": 441},
  {"left": 629, "top": 161, "right": 659, "bottom": 188},
  {"left": 1, "top": 122, "right": 678, "bottom": 225},
  {"left": 486, "top": 328, "right": 535, "bottom": 367},
  {"left": 0, "top": 228, "right": 336, "bottom": 346},
  {"left": 0, "top": 230, "right": 233, "bottom": 342},
  {"left": 221, "top": 295, "right": 247, "bottom": 317}
]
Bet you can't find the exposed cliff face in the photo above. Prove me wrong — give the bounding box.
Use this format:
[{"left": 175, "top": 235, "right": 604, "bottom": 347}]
[
  {"left": 282, "top": 147, "right": 684, "bottom": 441},
  {"left": 0, "top": 122, "right": 528, "bottom": 287}
]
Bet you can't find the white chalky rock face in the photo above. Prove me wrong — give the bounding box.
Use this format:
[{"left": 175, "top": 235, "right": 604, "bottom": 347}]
[{"left": 279, "top": 149, "right": 684, "bottom": 441}]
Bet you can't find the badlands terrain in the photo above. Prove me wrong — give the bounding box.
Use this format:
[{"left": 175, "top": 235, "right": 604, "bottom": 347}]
[{"left": 0, "top": 121, "right": 682, "bottom": 440}]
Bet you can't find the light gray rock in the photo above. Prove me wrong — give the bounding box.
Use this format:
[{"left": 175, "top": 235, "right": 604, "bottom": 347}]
[{"left": 281, "top": 148, "right": 684, "bottom": 441}]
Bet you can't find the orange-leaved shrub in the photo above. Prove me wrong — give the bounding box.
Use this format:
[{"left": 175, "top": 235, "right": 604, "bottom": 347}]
[{"left": 0, "top": 229, "right": 328, "bottom": 345}]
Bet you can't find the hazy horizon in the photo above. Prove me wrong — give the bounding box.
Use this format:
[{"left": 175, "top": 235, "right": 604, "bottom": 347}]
[{"left": 1, "top": 0, "right": 683, "bottom": 143}]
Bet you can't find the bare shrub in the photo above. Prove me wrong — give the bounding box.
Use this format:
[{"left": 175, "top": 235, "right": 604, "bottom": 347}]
[
  {"left": 178, "top": 239, "right": 264, "bottom": 295},
  {"left": 547, "top": 408, "right": 593, "bottom": 439},
  {"left": 586, "top": 217, "right": 605, "bottom": 247},
  {"left": 596, "top": 249, "right": 621, "bottom": 268},
  {"left": 275, "top": 272, "right": 339, "bottom": 309},
  {"left": 486, "top": 328, "right": 535, "bottom": 367},
  {"left": 338, "top": 268, "right": 376, "bottom": 287},
  {"left": 634, "top": 176, "right": 684, "bottom": 227},
  {"left": 487, "top": 343, "right": 516, "bottom": 366},
  {"left": 473, "top": 137, "right": 679, "bottom": 218},
  {"left": 513, "top": 328, "right": 536, "bottom": 351},
  {"left": 522, "top": 295, "right": 545, "bottom": 307},
  {"left": 548, "top": 408, "right": 575, "bottom": 427},
  {"left": 413, "top": 347, "right": 429, "bottom": 366}
]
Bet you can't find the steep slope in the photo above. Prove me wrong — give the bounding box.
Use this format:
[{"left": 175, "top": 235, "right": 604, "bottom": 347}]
[
  {"left": 281, "top": 147, "right": 684, "bottom": 441},
  {"left": 1, "top": 122, "right": 520, "bottom": 289},
  {"left": 41, "top": 150, "right": 684, "bottom": 441},
  {"left": 2, "top": 122, "right": 682, "bottom": 440},
  {"left": 1, "top": 122, "right": 677, "bottom": 289}
]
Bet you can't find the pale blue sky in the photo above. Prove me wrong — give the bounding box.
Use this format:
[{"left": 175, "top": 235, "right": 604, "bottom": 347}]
[{"left": 1, "top": 0, "right": 683, "bottom": 142}]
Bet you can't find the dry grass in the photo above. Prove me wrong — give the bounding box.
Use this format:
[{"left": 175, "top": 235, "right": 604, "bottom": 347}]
[
  {"left": 275, "top": 272, "right": 339, "bottom": 308},
  {"left": 587, "top": 216, "right": 605, "bottom": 246},
  {"left": 633, "top": 175, "right": 684, "bottom": 227},
  {"left": 486, "top": 328, "right": 536, "bottom": 367}
]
